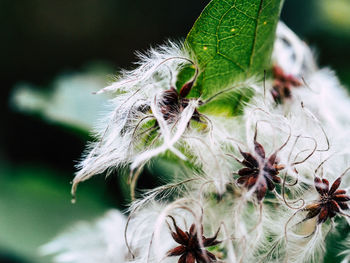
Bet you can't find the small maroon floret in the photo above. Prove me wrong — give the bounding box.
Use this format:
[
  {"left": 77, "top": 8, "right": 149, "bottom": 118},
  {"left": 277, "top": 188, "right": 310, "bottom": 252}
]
[
  {"left": 237, "top": 140, "right": 284, "bottom": 201},
  {"left": 303, "top": 176, "right": 350, "bottom": 224},
  {"left": 167, "top": 217, "right": 221, "bottom": 263},
  {"left": 271, "top": 65, "right": 302, "bottom": 103},
  {"left": 160, "top": 84, "right": 201, "bottom": 123}
]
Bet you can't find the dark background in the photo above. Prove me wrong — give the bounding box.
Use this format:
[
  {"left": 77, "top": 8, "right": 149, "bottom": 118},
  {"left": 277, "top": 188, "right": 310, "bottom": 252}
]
[{"left": 1, "top": 0, "right": 350, "bottom": 262}]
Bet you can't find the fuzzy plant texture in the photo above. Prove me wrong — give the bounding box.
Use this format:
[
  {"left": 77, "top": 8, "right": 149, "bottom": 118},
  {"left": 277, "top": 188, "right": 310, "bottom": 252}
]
[{"left": 43, "top": 1, "right": 350, "bottom": 263}]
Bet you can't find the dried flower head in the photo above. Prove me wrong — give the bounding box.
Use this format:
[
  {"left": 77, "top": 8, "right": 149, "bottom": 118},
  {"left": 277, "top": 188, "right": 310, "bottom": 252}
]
[
  {"left": 304, "top": 171, "right": 350, "bottom": 224},
  {"left": 167, "top": 216, "right": 221, "bottom": 263},
  {"left": 271, "top": 64, "right": 302, "bottom": 103},
  {"left": 71, "top": 42, "right": 203, "bottom": 196},
  {"left": 157, "top": 65, "right": 206, "bottom": 126},
  {"left": 235, "top": 124, "right": 287, "bottom": 201},
  {"left": 160, "top": 85, "right": 202, "bottom": 124}
]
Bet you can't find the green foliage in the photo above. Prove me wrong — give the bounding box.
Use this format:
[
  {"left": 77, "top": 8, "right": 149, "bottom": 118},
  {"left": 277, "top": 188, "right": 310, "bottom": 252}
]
[
  {"left": 198, "top": 87, "right": 254, "bottom": 116},
  {"left": 183, "top": 0, "right": 283, "bottom": 115},
  {"left": 0, "top": 163, "right": 112, "bottom": 263},
  {"left": 10, "top": 64, "right": 113, "bottom": 135},
  {"left": 323, "top": 219, "right": 350, "bottom": 263}
]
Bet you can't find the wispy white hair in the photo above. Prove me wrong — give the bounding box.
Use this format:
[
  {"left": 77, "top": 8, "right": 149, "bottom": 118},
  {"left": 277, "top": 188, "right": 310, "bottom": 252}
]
[
  {"left": 72, "top": 41, "right": 198, "bottom": 195},
  {"left": 41, "top": 210, "right": 128, "bottom": 263},
  {"left": 45, "top": 21, "right": 350, "bottom": 263}
]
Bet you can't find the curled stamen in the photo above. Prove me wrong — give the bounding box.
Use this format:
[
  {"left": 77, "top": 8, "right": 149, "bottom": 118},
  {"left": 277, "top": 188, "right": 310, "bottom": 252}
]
[
  {"left": 339, "top": 212, "right": 350, "bottom": 218},
  {"left": 129, "top": 163, "right": 145, "bottom": 200},
  {"left": 226, "top": 153, "right": 244, "bottom": 165},
  {"left": 130, "top": 115, "right": 156, "bottom": 143},
  {"left": 340, "top": 167, "right": 350, "bottom": 178},
  {"left": 301, "top": 102, "right": 330, "bottom": 152},
  {"left": 272, "top": 122, "right": 292, "bottom": 155},
  {"left": 314, "top": 154, "right": 335, "bottom": 176},
  {"left": 201, "top": 81, "right": 254, "bottom": 106},
  {"left": 285, "top": 172, "right": 299, "bottom": 187},
  {"left": 124, "top": 213, "right": 136, "bottom": 259},
  {"left": 250, "top": 117, "right": 292, "bottom": 157},
  {"left": 284, "top": 138, "right": 301, "bottom": 186},
  {"left": 153, "top": 56, "right": 196, "bottom": 75},
  {"left": 134, "top": 125, "right": 158, "bottom": 141},
  {"left": 125, "top": 178, "right": 202, "bottom": 258},
  {"left": 284, "top": 209, "right": 303, "bottom": 242},
  {"left": 290, "top": 136, "right": 317, "bottom": 166},
  {"left": 280, "top": 173, "right": 305, "bottom": 209},
  {"left": 300, "top": 224, "right": 318, "bottom": 239},
  {"left": 287, "top": 135, "right": 301, "bottom": 163}
]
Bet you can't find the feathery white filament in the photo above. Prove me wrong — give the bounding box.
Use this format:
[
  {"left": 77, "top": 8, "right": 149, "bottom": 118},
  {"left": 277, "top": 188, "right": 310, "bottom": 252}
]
[{"left": 130, "top": 99, "right": 197, "bottom": 170}]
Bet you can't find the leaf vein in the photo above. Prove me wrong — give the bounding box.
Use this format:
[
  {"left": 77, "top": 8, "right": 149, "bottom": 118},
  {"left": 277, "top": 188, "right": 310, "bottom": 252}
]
[
  {"left": 207, "top": 12, "right": 221, "bottom": 21},
  {"left": 217, "top": 52, "right": 245, "bottom": 72},
  {"left": 248, "top": 0, "right": 264, "bottom": 72},
  {"left": 232, "top": 5, "right": 257, "bottom": 21}
]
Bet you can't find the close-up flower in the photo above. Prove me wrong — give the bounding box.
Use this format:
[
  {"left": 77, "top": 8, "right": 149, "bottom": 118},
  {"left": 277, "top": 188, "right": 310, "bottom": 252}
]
[
  {"left": 304, "top": 171, "right": 350, "bottom": 224},
  {"left": 166, "top": 216, "right": 221, "bottom": 263},
  {"left": 3, "top": 0, "right": 350, "bottom": 263}
]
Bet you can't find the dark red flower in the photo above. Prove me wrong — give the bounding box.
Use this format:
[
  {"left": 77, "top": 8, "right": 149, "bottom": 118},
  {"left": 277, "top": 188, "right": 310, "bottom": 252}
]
[
  {"left": 303, "top": 176, "right": 350, "bottom": 224},
  {"left": 160, "top": 83, "right": 202, "bottom": 123},
  {"left": 236, "top": 140, "right": 284, "bottom": 201},
  {"left": 167, "top": 216, "right": 221, "bottom": 263},
  {"left": 271, "top": 65, "right": 302, "bottom": 103},
  {"left": 160, "top": 87, "right": 199, "bottom": 122},
  {"left": 159, "top": 66, "right": 202, "bottom": 124},
  {"left": 132, "top": 74, "right": 203, "bottom": 141}
]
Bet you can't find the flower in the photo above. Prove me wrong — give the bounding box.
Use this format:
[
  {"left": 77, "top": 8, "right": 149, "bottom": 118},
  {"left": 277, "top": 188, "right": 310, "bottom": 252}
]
[
  {"left": 71, "top": 41, "right": 202, "bottom": 196},
  {"left": 236, "top": 140, "right": 283, "bottom": 201},
  {"left": 167, "top": 216, "right": 221, "bottom": 263},
  {"left": 45, "top": 21, "right": 350, "bottom": 263},
  {"left": 304, "top": 174, "right": 350, "bottom": 224},
  {"left": 271, "top": 64, "right": 302, "bottom": 103}
]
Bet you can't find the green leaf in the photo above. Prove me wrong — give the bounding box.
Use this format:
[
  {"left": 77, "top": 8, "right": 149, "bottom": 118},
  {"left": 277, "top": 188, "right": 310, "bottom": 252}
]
[
  {"left": 186, "top": 0, "right": 283, "bottom": 99},
  {"left": 0, "top": 163, "right": 112, "bottom": 263},
  {"left": 10, "top": 63, "right": 114, "bottom": 135}
]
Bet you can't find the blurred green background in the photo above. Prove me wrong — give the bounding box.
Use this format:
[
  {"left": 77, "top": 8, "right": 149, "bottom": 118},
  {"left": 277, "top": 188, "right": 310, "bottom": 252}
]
[{"left": 1, "top": 0, "right": 350, "bottom": 262}]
